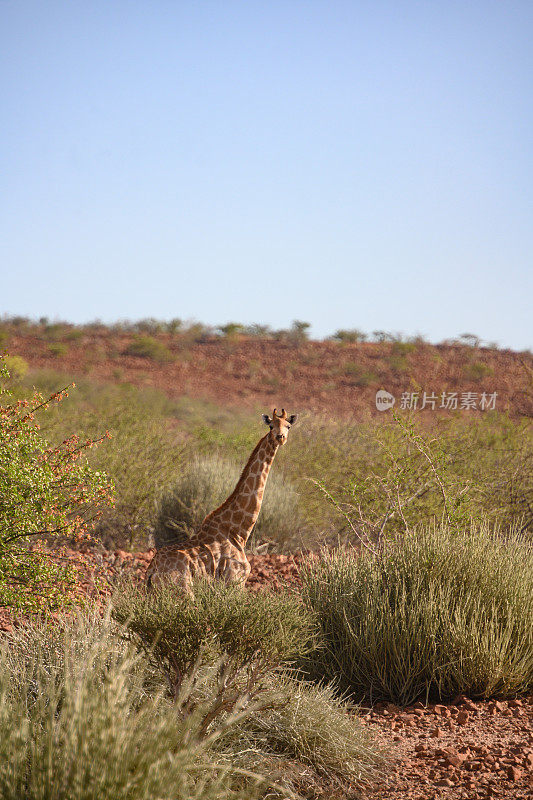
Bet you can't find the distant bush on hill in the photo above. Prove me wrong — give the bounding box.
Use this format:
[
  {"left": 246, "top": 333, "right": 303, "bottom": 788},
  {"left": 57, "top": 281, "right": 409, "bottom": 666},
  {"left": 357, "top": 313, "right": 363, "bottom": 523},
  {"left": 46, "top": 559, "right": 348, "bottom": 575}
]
[
  {"left": 124, "top": 335, "right": 173, "bottom": 362},
  {"left": 462, "top": 360, "right": 494, "bottom": 381},
  {"left": 331, "top": 328, "right": 367, "bottom": 343}
]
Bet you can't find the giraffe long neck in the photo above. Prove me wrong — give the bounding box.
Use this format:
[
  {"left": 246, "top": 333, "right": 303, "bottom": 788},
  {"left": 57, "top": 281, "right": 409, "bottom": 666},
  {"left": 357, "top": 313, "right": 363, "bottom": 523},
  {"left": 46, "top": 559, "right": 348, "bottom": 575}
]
[{"left": 202, "top": 433, "right": 279, "bottom": 547}]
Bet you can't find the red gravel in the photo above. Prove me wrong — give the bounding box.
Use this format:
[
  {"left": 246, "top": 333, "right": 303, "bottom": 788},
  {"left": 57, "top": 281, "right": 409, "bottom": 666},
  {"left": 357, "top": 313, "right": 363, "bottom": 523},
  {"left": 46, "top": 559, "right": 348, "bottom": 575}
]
[
  {"left": 363, "top": 697, "right": 533, "bottom": 799},
  {"left": 2, "top": 547, "right": 532, "bottom": 799}
]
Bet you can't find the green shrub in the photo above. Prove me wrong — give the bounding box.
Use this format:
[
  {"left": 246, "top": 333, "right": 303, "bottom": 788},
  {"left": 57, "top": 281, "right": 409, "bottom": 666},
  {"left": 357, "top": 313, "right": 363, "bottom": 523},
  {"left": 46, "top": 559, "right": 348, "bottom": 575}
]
[
  {"left": 299, "top": 522, "right": 533, "bottom": 705},
  {"left": 22, "top": 374, "right": 186, "bottom": 548},
  {"left": 243, "top": 324, "right": 272, "bottom": 338},
  {"left": 218, "top": 322, "right": 244, "bottom": 338},
  {"left": 112, "top": 580, "right": 314, "bottom": 698},
  {"left": 43, "top": 323, "right": 69, "bottom": 341},
  {"left": 0, "top": 363, "right": 113, "bottom": 611},
  {"left": 387, "top": 353, "right": 409, "bottom": 373},
  {"left": 1, "top": 355, "right": 28, "bottom": 383},
  {"left": 463, "top": 361, "right": 494, "bottom": 381},
  {"left": 331, "top": 329, "right": 367, "bottom": 343},
  {"left": 134, "top": 318, "right": 167, "bottom": 335},
  {"left": 0, "top": 611, "right": 271, "bottom": 800},
  {"left": 47, "top": 342, "right": 68, "bottom": 358},
  {"left": 391, "top": 341, "right": 416, "bottom": 356},
  {"left": 274, "top": 320, "right": 311, "bottom": 345},
  {"left": 154, "top": 454, "right": 309, "bottom": 550},
  {"left": 372, "top": 330, "right": 396, "bottom": 343},
  {"left": 343, "top": 363, "right": 378, "bottom": 387},
  {"left": 458, "top": 332, "right": 481, "bottom": 347},
  {"left": 124, "top": 335, "right": 173, "bottom": 362},
  {"left": 288, "top": 412, "right": 533, "bottom": 538},
  {"left": 65, "top": 328, "right": 83, "bottom": 341}
]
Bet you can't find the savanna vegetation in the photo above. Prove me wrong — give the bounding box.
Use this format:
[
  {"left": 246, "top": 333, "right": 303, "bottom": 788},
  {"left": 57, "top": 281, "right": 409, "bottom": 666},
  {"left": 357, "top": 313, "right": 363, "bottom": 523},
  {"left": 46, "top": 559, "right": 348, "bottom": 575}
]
[{"left": 0, "top": 333, "right": 532, "bottom": 797}]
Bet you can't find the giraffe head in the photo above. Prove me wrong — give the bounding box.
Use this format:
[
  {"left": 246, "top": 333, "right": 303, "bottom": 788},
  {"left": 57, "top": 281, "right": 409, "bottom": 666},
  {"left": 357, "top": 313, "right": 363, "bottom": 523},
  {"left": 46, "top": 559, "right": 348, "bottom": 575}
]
[{"left": 262, "top": 407, "right": 297, "bottom": 446}]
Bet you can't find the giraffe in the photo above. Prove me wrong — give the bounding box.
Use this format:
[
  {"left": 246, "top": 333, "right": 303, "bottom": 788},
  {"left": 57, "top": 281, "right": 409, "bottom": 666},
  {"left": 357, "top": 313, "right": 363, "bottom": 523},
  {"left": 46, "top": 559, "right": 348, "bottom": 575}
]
[{"left": 145, "top": 408, "right": 297, "bottom": 593}]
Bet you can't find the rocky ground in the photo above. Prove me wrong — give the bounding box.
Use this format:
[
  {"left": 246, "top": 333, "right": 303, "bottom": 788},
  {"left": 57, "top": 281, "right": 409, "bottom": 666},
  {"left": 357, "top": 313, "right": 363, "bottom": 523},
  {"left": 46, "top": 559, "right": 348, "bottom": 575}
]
[{"left": 1, "top": 548, "right": 532, "bottom": 800}]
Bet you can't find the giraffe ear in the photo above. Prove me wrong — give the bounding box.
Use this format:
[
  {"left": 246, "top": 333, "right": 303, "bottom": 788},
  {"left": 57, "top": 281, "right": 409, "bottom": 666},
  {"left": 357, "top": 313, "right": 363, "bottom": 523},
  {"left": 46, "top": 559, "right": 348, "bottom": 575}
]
[
  {"left": 262, "top": 414, "right": 272, "bottom": 425},
  {"left": 288, "top": 414, "right": 297, "bottom": 425}
]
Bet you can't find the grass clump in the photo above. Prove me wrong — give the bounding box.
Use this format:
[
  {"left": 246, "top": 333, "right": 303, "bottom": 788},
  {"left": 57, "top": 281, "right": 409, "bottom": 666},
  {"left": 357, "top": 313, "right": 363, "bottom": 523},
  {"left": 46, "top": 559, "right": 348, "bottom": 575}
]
[
  {"left": 299, "top": 522, "right": 533, "bottom": 705},
  {"left": 112, "top": 580, "right": 385, "bottom": 795},
  {"left": 231, "top": 676, "right": 386, "bottom": 793},
  {"left": 124, "top": 335, "right": 174, "bottom": 362},
  {"left": 0, "top": 611, "right": 273, "bottom": 800},
  {"left": 154, "top": 454, "right": 309, "bottom": 550}
]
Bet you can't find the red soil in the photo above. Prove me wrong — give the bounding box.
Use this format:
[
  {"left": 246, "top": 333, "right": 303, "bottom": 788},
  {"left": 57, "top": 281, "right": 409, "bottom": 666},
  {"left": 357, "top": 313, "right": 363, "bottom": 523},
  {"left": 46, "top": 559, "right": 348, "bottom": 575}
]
[{"left": 7, "top": 330, "right": 533, "bottom": 419}]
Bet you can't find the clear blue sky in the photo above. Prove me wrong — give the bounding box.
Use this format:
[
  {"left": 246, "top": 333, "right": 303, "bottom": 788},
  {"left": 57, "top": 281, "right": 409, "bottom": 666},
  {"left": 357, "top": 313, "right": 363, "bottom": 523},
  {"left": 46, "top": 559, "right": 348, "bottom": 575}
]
[{"left": 1, "top": 1, "right": 532, "bottom": 348}]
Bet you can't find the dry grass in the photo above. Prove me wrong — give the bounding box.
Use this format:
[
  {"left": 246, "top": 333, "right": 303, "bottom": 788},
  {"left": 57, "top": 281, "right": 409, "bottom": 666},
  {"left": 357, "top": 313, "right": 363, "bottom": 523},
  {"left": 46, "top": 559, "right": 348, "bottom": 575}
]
[{"left": 299, "top": 521, "right": 533, "bottom": 705}]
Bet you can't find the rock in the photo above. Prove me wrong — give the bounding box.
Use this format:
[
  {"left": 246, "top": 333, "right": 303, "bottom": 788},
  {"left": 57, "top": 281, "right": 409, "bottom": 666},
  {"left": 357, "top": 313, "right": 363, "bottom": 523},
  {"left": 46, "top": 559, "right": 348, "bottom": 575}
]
[
  {"left": 506, "top": 765, "right": 522, "bottom": 781},
  {"left": 429, "top": 727, "right": 443, "bottom": 737},
  {"left": 445, "top": 753, "right": 466, "bottom": 768},
  {"left": 456, "top": 710, "right": 470, "bottom": 725},
  {"left": 386, "top": 703, "right": 401, "bottom": 715},
  {"left": 436, "top": 778, "right": 454, "bottom": 787},
  {"left": 452, "top": 694, "right": 470, "bottom": 706}
]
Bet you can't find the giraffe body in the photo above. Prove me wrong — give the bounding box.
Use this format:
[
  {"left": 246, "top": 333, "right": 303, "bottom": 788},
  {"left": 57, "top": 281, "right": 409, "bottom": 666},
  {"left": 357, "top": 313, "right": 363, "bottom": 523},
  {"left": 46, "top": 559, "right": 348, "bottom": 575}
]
[{"left": 146, "top": 409, "right": 296, "bottom": 592}]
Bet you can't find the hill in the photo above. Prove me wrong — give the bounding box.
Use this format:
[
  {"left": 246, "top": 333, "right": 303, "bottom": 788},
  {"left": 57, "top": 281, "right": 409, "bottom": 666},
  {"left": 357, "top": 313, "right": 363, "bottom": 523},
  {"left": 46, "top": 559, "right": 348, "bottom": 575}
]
[{"left": 3, "top": 320, "right": 532, "bottom": 419}]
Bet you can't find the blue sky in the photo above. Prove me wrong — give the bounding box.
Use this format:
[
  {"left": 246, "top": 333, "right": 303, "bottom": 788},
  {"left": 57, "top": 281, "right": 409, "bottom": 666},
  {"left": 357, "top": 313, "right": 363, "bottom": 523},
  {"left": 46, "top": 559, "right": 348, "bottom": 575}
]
[{"left": 1, "top": 1, "right": 532, "bottom": 348}]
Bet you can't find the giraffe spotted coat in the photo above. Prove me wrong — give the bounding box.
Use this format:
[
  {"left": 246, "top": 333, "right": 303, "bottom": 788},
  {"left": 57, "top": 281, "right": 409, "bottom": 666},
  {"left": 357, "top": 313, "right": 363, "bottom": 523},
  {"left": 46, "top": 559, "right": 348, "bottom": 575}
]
[{"left": 145, "top": 408, "right": 297, "bottom": 593}]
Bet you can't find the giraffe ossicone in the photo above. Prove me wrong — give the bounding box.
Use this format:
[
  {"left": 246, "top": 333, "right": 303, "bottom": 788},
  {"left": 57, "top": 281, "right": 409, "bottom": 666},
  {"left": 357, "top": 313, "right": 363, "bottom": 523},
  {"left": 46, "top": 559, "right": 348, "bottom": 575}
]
[{"left": 145, "top": 408, "right": 297, "bottom": 593}]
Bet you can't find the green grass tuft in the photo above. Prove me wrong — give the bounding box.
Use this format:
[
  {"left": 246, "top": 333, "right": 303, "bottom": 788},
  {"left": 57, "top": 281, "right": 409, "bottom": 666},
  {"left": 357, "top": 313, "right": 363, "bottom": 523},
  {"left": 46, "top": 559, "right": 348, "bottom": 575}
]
[{"left": 299, "top": 522, "right": 533, "bottom": 705}]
